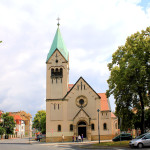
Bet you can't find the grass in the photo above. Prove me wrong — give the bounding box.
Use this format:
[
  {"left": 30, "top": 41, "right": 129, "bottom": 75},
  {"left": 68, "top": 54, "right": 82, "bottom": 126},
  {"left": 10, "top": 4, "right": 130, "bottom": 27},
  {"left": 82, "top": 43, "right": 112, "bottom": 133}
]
[{"left": 93, "top": 141, "right": 130, "bottom": 147}]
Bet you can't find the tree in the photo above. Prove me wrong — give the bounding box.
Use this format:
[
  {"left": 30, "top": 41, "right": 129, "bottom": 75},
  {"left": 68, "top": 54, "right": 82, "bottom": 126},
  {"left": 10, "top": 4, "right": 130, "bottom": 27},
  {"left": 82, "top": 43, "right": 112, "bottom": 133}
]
[
  {"left": 33, "top": 110, "right": 46, "bottom": 134},
  {"left": 0, "top": 126, "right": 5, "bottom": 135},
  {"left": 1, "top": 113, "right": 16, "bottom": 135},
  {"left": 107, "top": 27, "right": 150, "bottom": 134},
  {"left": 145, "top": 109, "right": 150, "bottom": 130}
]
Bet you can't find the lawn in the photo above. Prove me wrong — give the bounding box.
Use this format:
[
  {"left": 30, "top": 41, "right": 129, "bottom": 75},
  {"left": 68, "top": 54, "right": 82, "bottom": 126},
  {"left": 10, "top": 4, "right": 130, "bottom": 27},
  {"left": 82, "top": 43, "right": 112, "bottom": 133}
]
[{"left": 94, "top": 141, "right": 130, "bottom": 147}]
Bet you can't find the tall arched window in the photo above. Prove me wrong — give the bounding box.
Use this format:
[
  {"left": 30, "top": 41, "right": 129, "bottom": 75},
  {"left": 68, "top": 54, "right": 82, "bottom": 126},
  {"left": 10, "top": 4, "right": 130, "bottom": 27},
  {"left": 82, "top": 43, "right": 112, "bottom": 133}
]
[
  {"left": 103, "top": 123, "right": 107, "bottom": 130},
  {"left": 55, "top": 68, "right": 59, "bottom": 76},
  {"left": 115, "top": 123, "right": 117, "bottom": 129},
  {"left": 60, "top": 68, "right": 63, "bottom": 77},
  {"left": 58, "top": 125, "right": 61, "bottom": 132},
  {"left": 70, "top": 124, "right": 73, "bottom": 131},
  {"left": 91, "top": 124, "right": 95, "bottom": 130},
  {"left": 51, "top": 68, "right": 54, "bottom": 77}
]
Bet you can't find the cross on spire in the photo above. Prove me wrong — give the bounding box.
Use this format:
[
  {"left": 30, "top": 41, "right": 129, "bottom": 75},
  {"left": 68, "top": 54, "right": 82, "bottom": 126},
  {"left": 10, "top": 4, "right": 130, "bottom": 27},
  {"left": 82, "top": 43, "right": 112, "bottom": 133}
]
[{"left": 57, "top": 17, "right": 60, "bottom": 27}]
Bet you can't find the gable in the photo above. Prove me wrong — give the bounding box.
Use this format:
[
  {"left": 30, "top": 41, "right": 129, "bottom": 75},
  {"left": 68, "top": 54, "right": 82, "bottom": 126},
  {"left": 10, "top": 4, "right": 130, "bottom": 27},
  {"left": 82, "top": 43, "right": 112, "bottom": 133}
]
[
  {"left": 64, "top": 77, "right": 101, "bottom": 100},
  {"left": 73, "top": 108, "right": 90, "bottom": 120},
  {"left": 46, "top": 49, "right": 67, "bottom": 64}
]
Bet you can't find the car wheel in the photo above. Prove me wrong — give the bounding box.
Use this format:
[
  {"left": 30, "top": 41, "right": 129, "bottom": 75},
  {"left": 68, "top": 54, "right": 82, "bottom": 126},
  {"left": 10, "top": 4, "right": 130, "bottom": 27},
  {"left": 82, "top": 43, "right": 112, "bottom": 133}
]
[{"left": 138, "top": 143, "right": 143, "bottom": 149}]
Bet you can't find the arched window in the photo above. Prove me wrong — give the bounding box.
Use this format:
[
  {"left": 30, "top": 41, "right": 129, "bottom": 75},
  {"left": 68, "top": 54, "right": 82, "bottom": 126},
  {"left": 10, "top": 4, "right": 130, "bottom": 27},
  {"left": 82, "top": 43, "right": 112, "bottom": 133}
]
[
  {"left": 91, "top": 124, "right": 95, "bottom": 130},
  {"left": 103, "top": 123, "right": 107, "bottom": 130},
  {"left": 70, "top": 124, "right": 73, "bottom": 131},
  {"left": 60, "top": 68, "right": 63, "bottom": 77},
  {"left": 55, "top": 68, "right": 59, "bottom": 76},
  {"left": 58, "top": 125, "right": 61, "bottom": 132},
  {"left": 51, "top": 68, "right": 54, "bottom": 77},
  {"left": 115, "top": 123, "right": 117, "bottom": 129}
]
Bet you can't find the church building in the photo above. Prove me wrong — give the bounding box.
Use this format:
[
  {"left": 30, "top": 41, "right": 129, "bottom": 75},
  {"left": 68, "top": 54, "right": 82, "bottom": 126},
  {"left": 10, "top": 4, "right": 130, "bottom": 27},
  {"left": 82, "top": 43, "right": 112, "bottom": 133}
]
[{"left": 46, "top": 25, "right": 118, "bottom": 142}]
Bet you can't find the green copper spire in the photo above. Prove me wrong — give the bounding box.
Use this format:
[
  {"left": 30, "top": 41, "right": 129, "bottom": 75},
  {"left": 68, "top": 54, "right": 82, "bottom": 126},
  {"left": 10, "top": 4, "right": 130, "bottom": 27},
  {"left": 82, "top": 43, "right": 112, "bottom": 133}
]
[{"left": 46, "top": 27, "right": 69, "bottom": 62}]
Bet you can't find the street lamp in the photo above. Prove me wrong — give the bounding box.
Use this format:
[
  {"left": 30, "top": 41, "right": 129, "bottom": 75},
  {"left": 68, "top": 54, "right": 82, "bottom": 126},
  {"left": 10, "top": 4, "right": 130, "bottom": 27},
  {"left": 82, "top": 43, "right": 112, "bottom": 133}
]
[{"left": 97, "top": 109, "right": 100, "bottom": 144}]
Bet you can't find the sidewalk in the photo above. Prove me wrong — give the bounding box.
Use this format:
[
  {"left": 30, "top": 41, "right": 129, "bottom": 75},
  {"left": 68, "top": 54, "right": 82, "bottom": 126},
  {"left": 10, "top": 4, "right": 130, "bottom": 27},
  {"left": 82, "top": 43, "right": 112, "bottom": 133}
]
[{"left": 37, "top": 140, "right": 112, "bottom": 146}]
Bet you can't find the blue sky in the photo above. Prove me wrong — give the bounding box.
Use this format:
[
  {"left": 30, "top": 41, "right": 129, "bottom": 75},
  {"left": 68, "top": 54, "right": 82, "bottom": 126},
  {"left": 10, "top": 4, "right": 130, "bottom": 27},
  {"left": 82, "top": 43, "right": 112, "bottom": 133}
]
[{"left": 0, "top": 0, "right": 150, "bottom": 118}]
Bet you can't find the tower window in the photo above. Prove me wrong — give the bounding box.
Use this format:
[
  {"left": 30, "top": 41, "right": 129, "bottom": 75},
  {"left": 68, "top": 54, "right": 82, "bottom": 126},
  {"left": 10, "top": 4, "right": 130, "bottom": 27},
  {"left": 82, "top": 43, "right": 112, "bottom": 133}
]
[
  {"left": 51, "top": 69, "right": 54, "bottom": 77},
  {"left": 58, "top": 125, "right": 61, "bottom": 132},
  {"left": 103, "top": 123, "right": 107, "bottom": 130},
  {"left": 54, "top": 104, "right": 56, "bottom": 110},
  {"left": 51, "top": 68, "right": 63, "bottom": 78},
  {"left": 58, "top": 104, "right": 59, "bottom": 109},
  {"left": 91, "top": 124, "right": 95, "bottom": 130},
  {"left": 55, "top": 68, "right": 59, "bottom": 76},
  {"left": 70, "top": 124, "right": 73, "bottom": 131}
]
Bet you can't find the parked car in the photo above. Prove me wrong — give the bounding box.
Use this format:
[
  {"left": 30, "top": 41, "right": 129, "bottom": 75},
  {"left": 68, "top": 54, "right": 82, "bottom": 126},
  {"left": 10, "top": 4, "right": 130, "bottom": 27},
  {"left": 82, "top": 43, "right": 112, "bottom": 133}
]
[
  {"left": 129, "top": 133, "right": 150, "bottom": 148},
  {"left": 112, "top": 133, "right": 132, "bottom": 141}
]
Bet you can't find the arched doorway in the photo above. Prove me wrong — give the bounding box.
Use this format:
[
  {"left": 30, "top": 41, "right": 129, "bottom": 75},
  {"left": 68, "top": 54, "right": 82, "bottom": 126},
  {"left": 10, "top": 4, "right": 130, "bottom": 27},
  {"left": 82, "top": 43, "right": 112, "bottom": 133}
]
[{"left": 78, "top": 121, "right": 86, "bottom": 138}]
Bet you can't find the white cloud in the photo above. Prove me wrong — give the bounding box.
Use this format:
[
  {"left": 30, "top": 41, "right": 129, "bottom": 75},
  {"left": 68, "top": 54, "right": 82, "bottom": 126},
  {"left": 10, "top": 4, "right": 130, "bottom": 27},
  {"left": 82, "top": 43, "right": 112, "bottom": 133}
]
[{"left": 0, "top": 0, "right": 149, "bottom": 115}]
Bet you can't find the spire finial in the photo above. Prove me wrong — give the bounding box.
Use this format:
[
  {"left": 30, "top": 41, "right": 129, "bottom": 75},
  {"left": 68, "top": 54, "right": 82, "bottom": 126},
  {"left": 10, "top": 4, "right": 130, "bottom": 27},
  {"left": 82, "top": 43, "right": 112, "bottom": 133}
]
[{"left": 57, "top": 17, "right": 60, "bottom": 27}]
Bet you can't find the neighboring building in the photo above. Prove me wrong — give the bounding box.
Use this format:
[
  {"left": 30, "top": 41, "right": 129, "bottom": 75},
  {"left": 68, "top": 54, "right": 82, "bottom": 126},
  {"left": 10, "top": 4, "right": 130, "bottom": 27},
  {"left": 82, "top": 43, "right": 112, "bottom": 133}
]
[
  {"left": 10, "top": 111, "right": 32, "bottom": 137},
  {"left": 9, "top": 113, "right": 25, "bottom": 137},
  {"left": 0, "top": 110, "right": 4, "bottom": 123},
  {"left": 46, "top": 25, "right": 118, "bottom": 142}
]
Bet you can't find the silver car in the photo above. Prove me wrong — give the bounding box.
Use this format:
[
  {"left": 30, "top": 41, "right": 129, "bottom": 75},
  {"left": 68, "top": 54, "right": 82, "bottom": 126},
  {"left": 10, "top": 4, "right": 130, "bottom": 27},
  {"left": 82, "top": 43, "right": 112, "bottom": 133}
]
[{"left": 129, "top": 133, "right": 150, "bottom": 148}]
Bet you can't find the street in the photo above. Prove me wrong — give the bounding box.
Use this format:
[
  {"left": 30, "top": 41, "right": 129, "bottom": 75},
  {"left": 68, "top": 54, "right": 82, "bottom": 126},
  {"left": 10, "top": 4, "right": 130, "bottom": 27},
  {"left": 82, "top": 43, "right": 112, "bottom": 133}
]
[{"left": 0, "top": 138, "right": 150, "bottom": 150}]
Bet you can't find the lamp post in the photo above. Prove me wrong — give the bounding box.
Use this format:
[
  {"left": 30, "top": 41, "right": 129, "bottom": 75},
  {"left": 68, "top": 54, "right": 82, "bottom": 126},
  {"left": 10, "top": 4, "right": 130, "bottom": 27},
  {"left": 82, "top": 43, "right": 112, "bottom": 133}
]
[{"left": 97, "top": 109, "right": 100, "bottom": 144}]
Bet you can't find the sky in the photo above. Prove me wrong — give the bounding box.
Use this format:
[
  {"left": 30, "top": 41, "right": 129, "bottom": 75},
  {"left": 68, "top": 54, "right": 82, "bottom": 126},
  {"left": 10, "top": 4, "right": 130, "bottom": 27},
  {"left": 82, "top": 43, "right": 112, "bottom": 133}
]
[{"left": 0, "top": 0, "right": 150, "bottom": 118}]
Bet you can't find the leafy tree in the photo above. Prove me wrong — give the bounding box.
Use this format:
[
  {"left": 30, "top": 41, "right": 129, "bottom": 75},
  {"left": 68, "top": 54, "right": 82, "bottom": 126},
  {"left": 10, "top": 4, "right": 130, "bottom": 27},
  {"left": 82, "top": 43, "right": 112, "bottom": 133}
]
[
  {"left": 107, "top": 27, "right": 150, "bottom": 134},
  {"left": 1, "top": 113, "right": 16, "bottom": 135},
  {"left": 145, "top": 109, "right": 150, "bottom": 130},
  {"left": 33, "top": 110, "right": 46, "bottom": 134},
  {"left": 41, "top": 115, "right": 46, "bottom": 134},
  {"left": 0, "top": 126, "right": 5, "bottom": 135}
]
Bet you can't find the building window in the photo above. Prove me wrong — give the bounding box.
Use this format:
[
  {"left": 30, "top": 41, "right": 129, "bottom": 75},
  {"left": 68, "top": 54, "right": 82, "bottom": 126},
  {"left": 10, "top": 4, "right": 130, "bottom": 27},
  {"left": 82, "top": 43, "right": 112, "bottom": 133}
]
[
  {"left": 115, "top": 123, "right": 117, "bottom": 129},
  {"left": 58, "top": 125, "right": 61, "bottom": 132},
  {"left": 51, "top": 68, "right": 63, "bottom": 78},
  {"left": 58, "top": 104, "right": 59, "bottom": 110},
  {"left": 54, "top": 104, "right": 56, "bottom": 110},
  {"left": 51, "top": 68, "right": 54, "bottom": 77},
  {"left": 103, "top": 123, "right": 107, "bottom": 130},
  {"left": 91, "top": 124, "right": 95, "bottom": 130},
  {"left": 70, "top": 124, "right": 73, "bottom": 131}
]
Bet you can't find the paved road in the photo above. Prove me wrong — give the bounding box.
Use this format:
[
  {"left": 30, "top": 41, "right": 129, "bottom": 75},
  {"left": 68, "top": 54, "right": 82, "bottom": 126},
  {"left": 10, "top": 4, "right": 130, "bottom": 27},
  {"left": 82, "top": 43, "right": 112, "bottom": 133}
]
[{"left": 0, "top": 138, "right": 150, "bottom": 150}]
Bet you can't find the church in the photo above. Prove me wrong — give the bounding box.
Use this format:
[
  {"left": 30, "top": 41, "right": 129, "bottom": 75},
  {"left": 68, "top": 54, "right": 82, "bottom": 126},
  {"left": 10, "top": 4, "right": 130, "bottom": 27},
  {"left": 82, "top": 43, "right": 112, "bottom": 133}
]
[{"left": 46, "top": 24, "right": 118, "bottom": 142}]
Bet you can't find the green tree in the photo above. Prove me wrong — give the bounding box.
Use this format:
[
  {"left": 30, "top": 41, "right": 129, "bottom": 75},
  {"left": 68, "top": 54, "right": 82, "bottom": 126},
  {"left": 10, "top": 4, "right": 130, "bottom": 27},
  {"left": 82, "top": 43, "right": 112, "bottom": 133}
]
[
  {"left": 145, "top": 109, "right": 150, "bottom": 130},
  {"left": 1, "top": 113, "right": 16, "bottom": 135},
  {"left": 107, "top": 27, "right": 150, "bottom": 134},
  {"left": 0, "top": 126, "right": 5, "bottom": 135},
  {"left": 33, "top": 110, "right": 46, "bottom": 134},
  {"left": 41, "top": 115, "right": 46, "bottom": 134}
]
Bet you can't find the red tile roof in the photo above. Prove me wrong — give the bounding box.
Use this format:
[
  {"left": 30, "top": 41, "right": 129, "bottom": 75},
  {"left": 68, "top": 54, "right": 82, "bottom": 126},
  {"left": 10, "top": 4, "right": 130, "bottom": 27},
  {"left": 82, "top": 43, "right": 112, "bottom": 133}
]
[
  {"left": 15, "top": 129, "right": 19, "bottom": 132},
  {"left": 98, "top": 93, "right": 110, "bottom": 111},
  {"left": 111, "top": 112, "right": 116, "bottom": 118},
  {"left": 68, "top": 84, "right": 74, "bottom": 91},
  {"left": 9, "top": 113, "right": 22, "bottom": 124}
]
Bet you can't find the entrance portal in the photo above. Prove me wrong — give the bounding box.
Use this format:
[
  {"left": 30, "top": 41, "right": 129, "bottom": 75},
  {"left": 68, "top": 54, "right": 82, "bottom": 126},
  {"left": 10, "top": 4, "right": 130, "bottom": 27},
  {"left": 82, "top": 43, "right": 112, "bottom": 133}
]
[{"left": 78, "top": 121, "right": 86, "bottom": 138}]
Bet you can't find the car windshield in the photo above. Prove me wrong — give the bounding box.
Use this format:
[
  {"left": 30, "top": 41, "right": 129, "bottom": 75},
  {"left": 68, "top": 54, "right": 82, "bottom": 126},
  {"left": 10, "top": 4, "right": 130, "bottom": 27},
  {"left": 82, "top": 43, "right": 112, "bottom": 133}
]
[{"left": 136, "top": 134, "right": 146, "bottom": 139}]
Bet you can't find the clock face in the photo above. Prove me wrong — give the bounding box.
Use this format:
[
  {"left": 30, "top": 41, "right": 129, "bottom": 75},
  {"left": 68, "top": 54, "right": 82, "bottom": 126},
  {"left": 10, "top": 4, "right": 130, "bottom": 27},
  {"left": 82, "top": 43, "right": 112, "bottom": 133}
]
[{"left": 76, "top": 96, "right": 88, "bottom": 108}]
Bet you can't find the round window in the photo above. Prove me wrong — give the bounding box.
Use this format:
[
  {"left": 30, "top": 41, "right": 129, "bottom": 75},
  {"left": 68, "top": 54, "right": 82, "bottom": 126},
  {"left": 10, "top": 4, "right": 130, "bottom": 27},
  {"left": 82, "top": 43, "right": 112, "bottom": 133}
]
[
  {"left": 79, "top": 99, "right": 84, "bottom": 105},
  {"left": 76, "top": 96, "right": 88, "bottom": 108}
]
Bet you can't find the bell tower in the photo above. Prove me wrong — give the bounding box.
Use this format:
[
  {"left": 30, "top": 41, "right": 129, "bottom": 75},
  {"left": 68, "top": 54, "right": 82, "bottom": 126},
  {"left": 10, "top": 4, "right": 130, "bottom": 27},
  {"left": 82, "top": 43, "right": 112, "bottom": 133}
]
[{"left": 46, "top": 24, "right": 69, "bottom": 99}]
